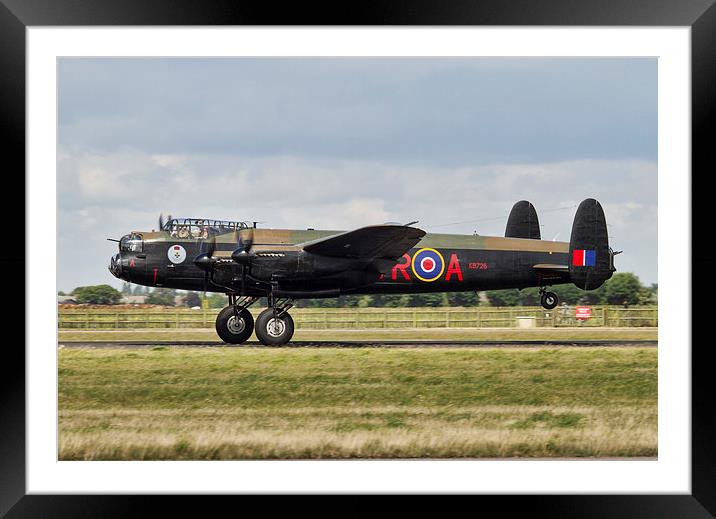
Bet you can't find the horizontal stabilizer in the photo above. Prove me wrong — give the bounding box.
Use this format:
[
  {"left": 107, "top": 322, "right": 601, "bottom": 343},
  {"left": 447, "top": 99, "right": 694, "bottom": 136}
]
[
  {"left": 533, "top": 262, "right": 571, "bottom": 284},
  {"left": 505, "top": 200, "right": 541, "bottom": 239},
  {"left": 533, "top": 263, "right": 569, "bottom": 271},
  {"left": 301, "top": 224, "right": 426, "bottom": 260}
]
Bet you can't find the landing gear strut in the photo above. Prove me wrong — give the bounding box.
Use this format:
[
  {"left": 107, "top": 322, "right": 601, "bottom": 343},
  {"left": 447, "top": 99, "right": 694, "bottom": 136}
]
[
  {"left": 539, "top": 287, "right": 559, "bottom": 310},
  {"left": 255, "top": 297, "right": 295, "bottom": 346},
  {"left": 215, "top": 295, "right": 259, "bottom": 344}
]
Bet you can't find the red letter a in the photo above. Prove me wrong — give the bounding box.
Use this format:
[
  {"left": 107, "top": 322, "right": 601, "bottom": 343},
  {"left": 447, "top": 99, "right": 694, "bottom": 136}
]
[{"left": 445, "top": 254, "right": 463, "bottom": 281}]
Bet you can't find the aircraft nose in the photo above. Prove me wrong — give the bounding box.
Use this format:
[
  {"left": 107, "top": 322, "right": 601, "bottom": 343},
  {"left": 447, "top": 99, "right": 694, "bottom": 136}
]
[{"left": 109, "top": 253, "right": 123, "bottom": 278}]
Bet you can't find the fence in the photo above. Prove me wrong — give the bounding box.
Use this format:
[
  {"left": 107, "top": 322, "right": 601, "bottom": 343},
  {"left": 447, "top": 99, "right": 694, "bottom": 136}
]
[{"left": 58, "top": 306, "right": 658, "bottom": 330}]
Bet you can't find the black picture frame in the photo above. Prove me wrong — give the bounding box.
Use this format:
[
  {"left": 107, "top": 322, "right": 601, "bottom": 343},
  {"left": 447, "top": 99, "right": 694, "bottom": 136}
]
[{"left": 3, "top": 0, "right": 712, "bottom": 515}]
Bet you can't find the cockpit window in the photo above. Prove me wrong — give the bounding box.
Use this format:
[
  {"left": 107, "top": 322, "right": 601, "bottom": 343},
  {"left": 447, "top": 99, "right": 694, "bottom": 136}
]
[
  {"left": 162, "top": 218, "right": 250, "bottom": 238},
  {"left": 120, "top": 233, "right": 143, "bottom": 252}
]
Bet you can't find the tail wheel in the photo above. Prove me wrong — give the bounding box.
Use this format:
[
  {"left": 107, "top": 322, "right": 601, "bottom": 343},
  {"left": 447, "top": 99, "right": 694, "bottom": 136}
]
[
  {"left": 255, "top": 308, "right": 295, "bottom": 346},
  {"left": 215, "top": 306, "right": 254, "bottom": 344},
  {"left": 541, "top": 291, "right": 559, "bottom": 310}
]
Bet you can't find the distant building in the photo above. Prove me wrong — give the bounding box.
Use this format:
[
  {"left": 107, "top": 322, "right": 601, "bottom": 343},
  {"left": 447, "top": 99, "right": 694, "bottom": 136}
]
[
  {"left": 121, "top": 295, "right": 147, "bottom": 304},
  {"left": 57, "top": 295, "right": 78, "bottom": 304}
]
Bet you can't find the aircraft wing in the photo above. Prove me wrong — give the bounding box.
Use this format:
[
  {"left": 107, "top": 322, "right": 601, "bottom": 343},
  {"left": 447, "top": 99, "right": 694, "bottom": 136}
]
[{"left": 300, "top": 224, "right": 426, "bottom": 260}]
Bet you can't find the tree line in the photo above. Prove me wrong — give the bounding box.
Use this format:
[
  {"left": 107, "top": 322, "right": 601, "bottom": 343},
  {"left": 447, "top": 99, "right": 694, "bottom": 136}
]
[{"left": 60, "top": 272, "right": 656, "bottom": 307}]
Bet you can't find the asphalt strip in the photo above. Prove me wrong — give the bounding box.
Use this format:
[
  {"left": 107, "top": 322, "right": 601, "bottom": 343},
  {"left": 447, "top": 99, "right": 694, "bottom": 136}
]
[{"left": 58, "top": 340, "right": 658, "bottom": 349}]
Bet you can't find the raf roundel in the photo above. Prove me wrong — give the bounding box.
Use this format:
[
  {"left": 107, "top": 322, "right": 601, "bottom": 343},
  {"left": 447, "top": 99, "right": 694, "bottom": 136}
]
[
  {"left": 411, "top": 248, "right": 445, "bottom": 282},
  {"left": 168, "top": 244, "right": 187, "bottom": 264}
]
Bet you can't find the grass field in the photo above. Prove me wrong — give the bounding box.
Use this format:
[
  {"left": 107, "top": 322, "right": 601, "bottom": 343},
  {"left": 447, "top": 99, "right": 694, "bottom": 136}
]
[
  {"left": 59, "top": 346, "right": 657, "bottom": 460},
  {"left": 58, "top": 326, "right": 657, "bottom": 343}
]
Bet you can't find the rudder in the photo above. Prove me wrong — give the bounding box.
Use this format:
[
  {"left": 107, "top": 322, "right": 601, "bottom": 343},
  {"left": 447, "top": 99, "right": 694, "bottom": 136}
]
[{"left": 569, "top": 198, "right": 615, "bottom": 290}]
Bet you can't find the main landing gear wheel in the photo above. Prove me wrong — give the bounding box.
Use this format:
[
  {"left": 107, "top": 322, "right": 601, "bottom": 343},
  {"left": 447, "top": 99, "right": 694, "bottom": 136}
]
[
  {"left": 255, "top": 308, "right": 295, "bottom": 346},
  {"left": 215, "top": 306, "right": 254, "bottom": 344},
  {"left": 540, "top": 291, "right": 559, "bottom": 310}
]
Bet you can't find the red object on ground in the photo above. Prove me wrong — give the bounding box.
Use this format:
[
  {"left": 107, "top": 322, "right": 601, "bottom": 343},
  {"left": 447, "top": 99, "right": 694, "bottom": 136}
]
[{"left": 575, "top": 306, "right": 592, "bottom": 320}]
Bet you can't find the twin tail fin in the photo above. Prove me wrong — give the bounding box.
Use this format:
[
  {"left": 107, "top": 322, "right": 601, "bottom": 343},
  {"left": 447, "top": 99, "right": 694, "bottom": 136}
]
[
  {"left": 568, "top": 198, "right": 615, "bottom": 290},
  {"left": 505, "top": 200, "right": 541, "bottom": 240}
]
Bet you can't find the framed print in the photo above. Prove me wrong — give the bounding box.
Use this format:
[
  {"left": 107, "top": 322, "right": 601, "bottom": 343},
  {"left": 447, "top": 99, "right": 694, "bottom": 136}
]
[{"left": 3, "top": 0, "right": 714, "bottom": 515}]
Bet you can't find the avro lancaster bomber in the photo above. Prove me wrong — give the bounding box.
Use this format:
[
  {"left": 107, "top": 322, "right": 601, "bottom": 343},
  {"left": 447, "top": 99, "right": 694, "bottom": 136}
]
[{"left": 109, "top": 198, "right": 618, "bottom": 345}]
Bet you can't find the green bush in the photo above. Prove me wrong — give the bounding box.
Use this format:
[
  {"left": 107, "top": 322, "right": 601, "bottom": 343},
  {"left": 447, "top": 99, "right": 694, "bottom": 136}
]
[
  {"left": 72, "top": 285, "right": 122, "bottom": 305},
  {"left": 183, "top": 292, "right": 202, "bottom": 307},
  {"left": 145, "top": 288, "right": 176, "bottom": 306},
  {"left": 603, "top": 273, "right": 643, "bottom": 306}
]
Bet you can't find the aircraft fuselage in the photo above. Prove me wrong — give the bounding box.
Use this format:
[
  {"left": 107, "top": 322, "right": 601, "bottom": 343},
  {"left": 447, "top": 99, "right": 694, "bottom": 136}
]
[{"left": 111, "top": 228, "right": 571, "bottom": 297}]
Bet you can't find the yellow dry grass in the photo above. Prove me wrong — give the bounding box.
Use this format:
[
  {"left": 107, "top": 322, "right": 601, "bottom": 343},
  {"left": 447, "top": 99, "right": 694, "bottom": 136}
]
[
  {"left": 58, "top": 347, "right": 657, "bottom": 460},
  {"left": 59, "top": 405, "right": 656, "bottom": 460}
]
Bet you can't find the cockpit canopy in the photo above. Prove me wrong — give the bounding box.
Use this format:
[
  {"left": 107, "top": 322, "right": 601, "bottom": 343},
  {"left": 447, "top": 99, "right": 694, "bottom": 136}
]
[
  {"left": 120, "top": 233, "right": 143, "bottom": 252},
  {"left": 161, "top": 218, "right": 251, "bottom": 239}
]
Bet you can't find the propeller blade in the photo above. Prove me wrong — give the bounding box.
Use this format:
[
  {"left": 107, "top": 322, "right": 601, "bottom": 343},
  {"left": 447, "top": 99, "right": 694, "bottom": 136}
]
[
  {"left": 159, "top": 213, "right": 166, "bottom": 231},
  {"left": 229, "top": 229, "right": 255, "bottom": 294},
  {"left": 194, "top": 235, "right": 217, "bottom": 293},
  {"left": 197, "top": 234, "right": 216, "bottom": 256},
  {"left": 194, "top": 235, "right": 217, "bottom": 270},
  {"left": 241, "top": 228, "right": 254, "bottom": 251},
  {"left": 231, "top": 228, "right": 254, "bottom": 263}
]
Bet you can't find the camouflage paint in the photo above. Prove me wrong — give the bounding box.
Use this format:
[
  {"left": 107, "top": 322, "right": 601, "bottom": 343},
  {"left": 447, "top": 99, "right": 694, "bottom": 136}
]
[{"left": 111, "top": 226, "right": 572, "bottom": 296}]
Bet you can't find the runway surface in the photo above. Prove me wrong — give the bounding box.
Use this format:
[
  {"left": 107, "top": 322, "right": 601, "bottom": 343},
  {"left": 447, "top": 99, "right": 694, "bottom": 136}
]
[{"left": 58, "top": 339, "right": 658, "bottom": 349}]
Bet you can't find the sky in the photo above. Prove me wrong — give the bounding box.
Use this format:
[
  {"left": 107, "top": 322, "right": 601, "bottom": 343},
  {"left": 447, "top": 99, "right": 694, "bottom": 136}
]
[{"left": 57, "top": 58, "right": 657, "bottom": 292}]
